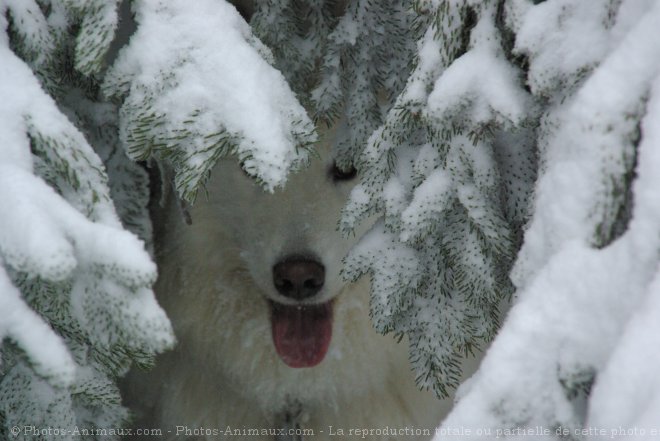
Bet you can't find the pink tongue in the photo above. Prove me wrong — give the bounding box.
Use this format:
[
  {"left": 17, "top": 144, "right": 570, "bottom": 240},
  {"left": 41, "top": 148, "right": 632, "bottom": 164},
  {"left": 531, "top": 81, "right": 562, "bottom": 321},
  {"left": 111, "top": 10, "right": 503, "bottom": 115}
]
[{"left": 270, "top": 302, "right": 333, "bottom": 368}]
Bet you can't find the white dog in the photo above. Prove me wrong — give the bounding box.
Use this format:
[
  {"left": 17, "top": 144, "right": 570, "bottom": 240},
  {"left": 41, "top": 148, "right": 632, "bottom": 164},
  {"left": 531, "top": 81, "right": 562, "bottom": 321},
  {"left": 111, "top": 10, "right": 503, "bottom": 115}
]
[{"left": 122, "top": 126, "right": 472, "bottom": 440}]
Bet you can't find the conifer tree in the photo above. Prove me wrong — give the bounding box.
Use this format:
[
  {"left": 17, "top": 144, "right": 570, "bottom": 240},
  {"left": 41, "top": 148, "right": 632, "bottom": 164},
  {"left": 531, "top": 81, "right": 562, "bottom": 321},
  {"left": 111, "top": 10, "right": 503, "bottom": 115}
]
[
  {"left": 2, "top": 0, "right": 660, "bottom": 437},
  {"left": 0, "top": 0, "right": 312, "bottom": 437},
  {"left": 437, "top": 1, "right": 660, "bottom": 436},
  {"left": 252, "top": 0, "right": 660, "bottom": 428},
  {"left": 253, "top": 0, "right": 535, "bottom": 397},
  {"left": 0, "top": 1, "right": 174, "bottom": 438}
]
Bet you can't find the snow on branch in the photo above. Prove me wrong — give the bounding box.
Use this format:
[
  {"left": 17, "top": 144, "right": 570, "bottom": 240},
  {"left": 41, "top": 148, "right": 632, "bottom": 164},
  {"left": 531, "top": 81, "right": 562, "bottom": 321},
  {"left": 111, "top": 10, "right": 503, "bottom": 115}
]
[
  {"left": 103, "top": 0, "right": 316, "bottom": 201},
  {"left": 311, "top": 0, "right": 416, "bottom": 167},
  {"left": 586, "top": 69, "right": 660, "bottom": 434},
  {"left": 251, "top": 0, "right": 338, "bottom": 103},
  {"left": 340, "top": 0, "right": 529, "bottom": 397},
  {"left": 0, "top": 14, "right": 173, "bottom": 436},
  {"left": 67, "top": 0, "right": 122, "bottom": 76},
  {"left": 0, "top": 263, "right": 74, "bottom": 387},
  {"left": 435, "top": 1, "right": 660, "bottom": 437},
  {"left": 426, "top": 3, "right": 532, "bottom": 138}
]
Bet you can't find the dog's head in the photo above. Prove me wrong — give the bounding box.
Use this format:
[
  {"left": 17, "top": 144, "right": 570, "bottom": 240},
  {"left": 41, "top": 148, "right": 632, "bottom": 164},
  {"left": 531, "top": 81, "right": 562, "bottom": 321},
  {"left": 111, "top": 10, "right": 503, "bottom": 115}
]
[{"left": 179, "top": 126, "right": 370, "bottom": 368}]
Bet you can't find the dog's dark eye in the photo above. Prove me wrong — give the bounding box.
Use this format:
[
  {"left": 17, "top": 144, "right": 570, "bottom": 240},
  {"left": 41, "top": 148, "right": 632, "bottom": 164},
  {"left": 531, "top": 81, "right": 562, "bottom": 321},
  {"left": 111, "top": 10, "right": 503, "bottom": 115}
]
[{"left": 330, "top": 162, "right": 357, "bottom": 182}]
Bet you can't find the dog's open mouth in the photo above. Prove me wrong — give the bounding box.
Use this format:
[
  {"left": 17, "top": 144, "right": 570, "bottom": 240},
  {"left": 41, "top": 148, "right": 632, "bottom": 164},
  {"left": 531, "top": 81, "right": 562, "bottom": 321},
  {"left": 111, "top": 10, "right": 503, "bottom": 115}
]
[{"left": 269, "top": 301, "right": 333, "bottom": 368}]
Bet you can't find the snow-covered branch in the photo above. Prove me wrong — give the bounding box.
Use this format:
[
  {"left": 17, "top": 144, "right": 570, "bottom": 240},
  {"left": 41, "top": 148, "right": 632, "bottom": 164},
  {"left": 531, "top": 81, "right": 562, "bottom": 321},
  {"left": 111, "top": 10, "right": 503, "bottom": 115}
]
[{"left": 104, "top": 0, "right": 316, "bottom": 200}]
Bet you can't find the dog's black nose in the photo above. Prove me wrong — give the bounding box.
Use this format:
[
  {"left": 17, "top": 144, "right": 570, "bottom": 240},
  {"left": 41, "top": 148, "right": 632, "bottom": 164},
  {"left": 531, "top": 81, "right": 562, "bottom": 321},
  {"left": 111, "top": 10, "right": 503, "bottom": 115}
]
[{"left": 273, "top": 257, "right": 325, "bottom": 300}]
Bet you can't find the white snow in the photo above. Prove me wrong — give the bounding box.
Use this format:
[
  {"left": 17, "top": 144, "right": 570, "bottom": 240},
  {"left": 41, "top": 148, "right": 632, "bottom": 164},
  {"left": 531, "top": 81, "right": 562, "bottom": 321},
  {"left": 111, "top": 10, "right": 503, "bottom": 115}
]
[
  {"left": 426, "top": 4, "right": 531, "bottom": 130},
  {"left": 0, "top": 15, "right": 173, "bottom": 394},
  {"left": 2, "top": 0, "right": 660, "bottom": 435},
  {"left": 585, "top": 70, "right": 660, "bottom": 438},
  {"left": 344, "top": 220, "right": 421, "bottom": 329},
  {"left": 436, "top": 1, "right": 660, "bottom": 438},
  {"left": 400, "top": 168, "right": 453, "bottom": 243},
  {"left": 0, "top": 262, "right": 75, "bottom": 386},
  {"left": 514, "top": 0, "right": 612, "bottom": 98},
  {"left": 1, "top": 0, "right": 54, "bottom": 66},
  {"left": 104, "top": 0, "right": 315, "bottom": 195},
  {"left": 512, "top": 0, "right": 660, "bottom": 288}
]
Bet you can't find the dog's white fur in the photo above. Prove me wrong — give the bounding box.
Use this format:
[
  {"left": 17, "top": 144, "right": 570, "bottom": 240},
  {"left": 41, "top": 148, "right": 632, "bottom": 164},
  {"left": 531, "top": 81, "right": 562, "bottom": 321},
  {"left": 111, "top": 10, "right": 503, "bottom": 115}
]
[{"left": 124, "top": 127, "right": 473, "bottom": 440}]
